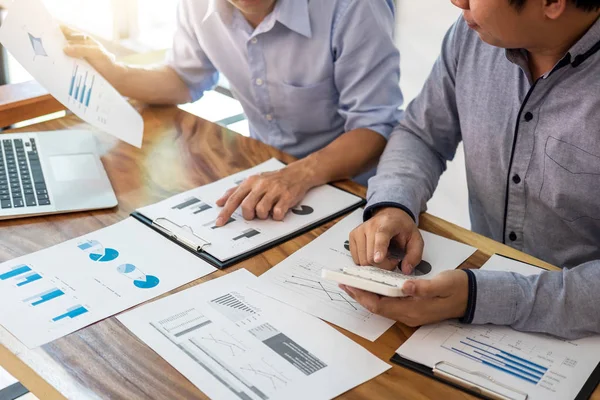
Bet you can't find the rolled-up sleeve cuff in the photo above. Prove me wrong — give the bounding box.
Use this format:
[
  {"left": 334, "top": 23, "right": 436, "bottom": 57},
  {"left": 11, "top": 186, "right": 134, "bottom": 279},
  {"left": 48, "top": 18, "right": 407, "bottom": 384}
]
[
  {"left": 346, "top": 107, "right": 404, "bottom": 140},
  {"left": 466, "top": 269, "right": 520, "bottom": 326},
  {"left": 166, "top": 54, "right": 218, "bottom": 103}
]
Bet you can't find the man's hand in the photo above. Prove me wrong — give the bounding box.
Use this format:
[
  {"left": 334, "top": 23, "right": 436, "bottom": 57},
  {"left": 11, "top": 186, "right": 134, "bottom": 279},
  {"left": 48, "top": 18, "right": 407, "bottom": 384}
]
[
  {"left": 349, "top": 207, "right": 424, "bottom": 273},
  {"left": 215, "top": 162, "right": 318, "bottom": 226},
  {"left": 341, "top": 270, "right": 469, "bottom": 326},
  {"left": 62, "top": 26, "right": 122, "bottom": 82}
]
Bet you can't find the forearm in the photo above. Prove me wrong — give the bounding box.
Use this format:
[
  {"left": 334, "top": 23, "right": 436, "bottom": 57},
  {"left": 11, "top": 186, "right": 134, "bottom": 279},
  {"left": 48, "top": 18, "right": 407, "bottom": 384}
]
[
  {"left": 292, "top": 128, "right": 387, "bottom": 188},
  {"left": 365, "top": 128, "right": 446, "bottom": 222},
  {"left": 111, "top": 64, "right": 191, "bottom": 105},
  {"left": 467, "top": 261, "right": 600, "bottom": 339}
]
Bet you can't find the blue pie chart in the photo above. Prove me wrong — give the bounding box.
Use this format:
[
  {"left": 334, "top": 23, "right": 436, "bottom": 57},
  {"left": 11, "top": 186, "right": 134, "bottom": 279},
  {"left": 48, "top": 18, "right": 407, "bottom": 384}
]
[
  {"left": 89, "top": 248, "right": 119, "bottom": 262},
  {"left": 134, "top": 275, "right": 160, "bottom": 289}
]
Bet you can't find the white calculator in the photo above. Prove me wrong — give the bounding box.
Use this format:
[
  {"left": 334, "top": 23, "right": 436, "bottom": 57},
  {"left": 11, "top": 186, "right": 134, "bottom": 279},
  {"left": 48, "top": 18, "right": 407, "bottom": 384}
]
[{"left": 321, "top": 265, "right": 417, "bottom": 297}]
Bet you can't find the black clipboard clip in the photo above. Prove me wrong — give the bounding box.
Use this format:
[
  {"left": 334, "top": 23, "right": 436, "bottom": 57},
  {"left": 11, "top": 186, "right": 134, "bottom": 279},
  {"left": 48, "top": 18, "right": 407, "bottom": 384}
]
[
  {"left": 152, "top": 217, "right": 211, "bottom": 253},
  {"left": 433, "top": 361, "right": 529, "bottom": 400}
]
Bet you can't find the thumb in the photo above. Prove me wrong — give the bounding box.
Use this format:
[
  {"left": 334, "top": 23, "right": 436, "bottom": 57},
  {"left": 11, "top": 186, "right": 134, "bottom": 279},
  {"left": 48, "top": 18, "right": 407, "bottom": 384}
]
[
  {"left": 400, "top": 232, "right": 424, "bottom": 274},
  {"left": 403, "top": 274, "right": 453, "bottom": 298}
]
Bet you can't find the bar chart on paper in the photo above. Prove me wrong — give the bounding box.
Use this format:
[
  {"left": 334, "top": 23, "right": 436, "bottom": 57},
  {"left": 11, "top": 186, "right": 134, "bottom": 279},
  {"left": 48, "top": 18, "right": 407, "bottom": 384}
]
[
  {"left": 0, "top": 264, "right": 42, "bottom": 287},
  {"left": 52, "top": 305, "right": 89, "bottom": 322},
  {"left": 69, "top": 64, "right": 95, "bottom": 109},
  {"left": 439, "top": 323, "right": 582, "bottom": 391},
  {"left": 24, "top": 288, "right": 65, "bottom": 307},
  {"left": 67, "top": 63, "right": 114, "bottom": 125}
]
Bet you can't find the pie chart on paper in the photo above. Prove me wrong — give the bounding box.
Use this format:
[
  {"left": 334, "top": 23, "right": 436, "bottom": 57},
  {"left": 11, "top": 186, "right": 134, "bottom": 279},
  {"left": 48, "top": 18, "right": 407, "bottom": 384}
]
[
  {"left": 134, "top": 275, "right": 160, "bottom": 289},
  {"left": 291, "top": 205, "right": 314, "bottom": 216},
  {"left": 89, "top": 248, "right": 119, "bottom": 262}
]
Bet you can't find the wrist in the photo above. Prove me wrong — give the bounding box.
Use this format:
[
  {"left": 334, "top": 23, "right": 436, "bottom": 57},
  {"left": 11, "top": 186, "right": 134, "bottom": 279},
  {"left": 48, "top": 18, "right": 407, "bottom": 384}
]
[
  {"left": 289, "top": 155, "right": 327, "bottom": 188},
  {"left": 108, "top": 63, "right": 129, "bottom": 94}
]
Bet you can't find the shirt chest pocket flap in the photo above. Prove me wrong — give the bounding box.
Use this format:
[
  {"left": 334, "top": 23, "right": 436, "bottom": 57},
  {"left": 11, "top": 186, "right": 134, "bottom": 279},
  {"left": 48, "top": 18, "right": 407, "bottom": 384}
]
[
  {"left": 273, "top": 78, "right": 338, "bottom": 132},
  {"left": 540, "top": 136, "right": 600, "bottom": 223}
]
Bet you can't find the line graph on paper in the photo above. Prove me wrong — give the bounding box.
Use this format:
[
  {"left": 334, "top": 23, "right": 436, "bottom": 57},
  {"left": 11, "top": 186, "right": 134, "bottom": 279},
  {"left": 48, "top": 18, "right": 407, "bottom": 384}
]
[
  {"left": 199, "top": 330, "right": 247, "bottom": 357},
  {"left": 283, "top": 275, "right": 358, "bottom": 310},
  {"left": 270, "top": 258, "right": 373, "bottom": 322},
  {"left": 240, "top": 359, "right": 290, "bottom": 392}
]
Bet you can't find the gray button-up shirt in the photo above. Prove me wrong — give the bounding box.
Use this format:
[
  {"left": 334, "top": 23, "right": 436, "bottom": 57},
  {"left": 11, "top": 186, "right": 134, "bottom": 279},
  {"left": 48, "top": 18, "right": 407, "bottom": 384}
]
[{"left": 366, "top": 17, "right": 600, "bottom": 339}]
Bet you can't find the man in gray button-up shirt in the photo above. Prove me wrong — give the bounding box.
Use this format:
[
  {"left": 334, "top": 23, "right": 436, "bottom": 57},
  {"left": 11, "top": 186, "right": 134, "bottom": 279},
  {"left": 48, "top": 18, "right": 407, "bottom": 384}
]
[{"left": 344, "top": 0, "right": 600, "bottom": 340}]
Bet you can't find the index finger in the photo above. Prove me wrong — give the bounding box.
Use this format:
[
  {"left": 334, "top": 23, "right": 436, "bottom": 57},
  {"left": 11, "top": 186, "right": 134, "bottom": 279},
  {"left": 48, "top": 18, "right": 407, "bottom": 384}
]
[
  {"left": 216, "top": 185, "right": 251, "bottom": 226},
  {"left": 400, "top": 232, "right": 425, "bottom": 274}
]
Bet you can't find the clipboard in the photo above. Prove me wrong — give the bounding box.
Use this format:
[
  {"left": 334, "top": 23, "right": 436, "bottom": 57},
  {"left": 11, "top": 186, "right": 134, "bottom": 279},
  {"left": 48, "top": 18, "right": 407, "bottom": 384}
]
[
  {"left": 130, "top": 188, "right": 365, "bottom": 270},
  {"left": 390, "top": 353, "right": 600, "bottom": 400}
]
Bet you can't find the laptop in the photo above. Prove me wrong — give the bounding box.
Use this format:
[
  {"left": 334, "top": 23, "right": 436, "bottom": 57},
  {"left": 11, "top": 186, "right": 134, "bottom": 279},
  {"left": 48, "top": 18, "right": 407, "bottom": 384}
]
[{"left": 0, "top": 130, "right": 117, "bottom": 220}]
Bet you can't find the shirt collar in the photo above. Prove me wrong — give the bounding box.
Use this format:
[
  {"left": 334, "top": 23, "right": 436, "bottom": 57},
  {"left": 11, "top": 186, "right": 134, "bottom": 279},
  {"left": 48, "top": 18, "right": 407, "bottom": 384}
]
[
  {"left": 203, "top": 0, "right": 312, "bottom": 38},
  {"left": 505, "top": 16, "right": 600, "bottom": 78},
  {"left": 567, "top": 15, "right": 600, "bottom": 61},
  {"left": 274, "top": 0, "right": 312, "bottom": 38},
  {"left": 203, "top": 0, "right": 234, "bottom": 25}
]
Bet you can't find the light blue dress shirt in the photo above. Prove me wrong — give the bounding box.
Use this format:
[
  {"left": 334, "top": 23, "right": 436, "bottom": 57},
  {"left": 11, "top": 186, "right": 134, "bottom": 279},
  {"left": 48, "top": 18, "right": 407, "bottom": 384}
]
[{"left": 167, "top": 0, "right": 403, "bottom": 179}]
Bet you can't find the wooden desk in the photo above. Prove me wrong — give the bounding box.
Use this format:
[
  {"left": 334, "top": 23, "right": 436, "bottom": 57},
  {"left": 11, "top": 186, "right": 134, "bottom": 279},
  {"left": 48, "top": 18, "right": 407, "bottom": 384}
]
[{"left": 0, "top": 107, "right": 596, "bottom": 400}]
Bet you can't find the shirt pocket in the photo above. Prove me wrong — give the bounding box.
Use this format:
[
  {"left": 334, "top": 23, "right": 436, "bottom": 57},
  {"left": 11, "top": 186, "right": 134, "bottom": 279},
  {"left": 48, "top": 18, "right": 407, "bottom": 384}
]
[
  {"left": 273, "top": 78, "right": 339, "bottom": 134},
  {"left": 539, "top": 136, "right": 600, "bottom": 223}
]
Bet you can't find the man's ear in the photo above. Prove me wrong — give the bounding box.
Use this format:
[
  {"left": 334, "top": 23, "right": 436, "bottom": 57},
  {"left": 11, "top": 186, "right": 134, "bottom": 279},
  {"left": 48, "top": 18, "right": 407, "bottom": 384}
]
[{"left": 543, "top": 0, "right": 567, "bottom": 20}]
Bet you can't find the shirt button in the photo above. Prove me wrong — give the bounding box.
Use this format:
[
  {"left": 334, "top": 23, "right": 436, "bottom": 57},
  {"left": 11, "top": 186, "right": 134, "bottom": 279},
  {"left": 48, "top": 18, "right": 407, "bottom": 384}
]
[
  {"left": 509, "top": 232, "right": 517, "bottom": 242},
  {"left": 255, "top": 78, "right": 264, "bottom": 86},
  {"left": 524, "top": 112, "right": 533, "bottom": 122},
  {"left": 266, "top": 114, "right": 273, "bottom": 121},
  {"left": 251, "top": 37, "right": 258, "bottom": 44},
  {"left": 512, "top": 174, "right": 522, "bottom": 184}
]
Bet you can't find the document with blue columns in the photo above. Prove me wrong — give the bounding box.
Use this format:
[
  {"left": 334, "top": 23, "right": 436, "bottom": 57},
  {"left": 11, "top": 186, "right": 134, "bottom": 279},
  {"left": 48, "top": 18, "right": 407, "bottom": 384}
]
[
  {"left": 0, "top": 218, "right": 215, "bottom": 348},
  {"left": 0, "top": 0, "right": 144, "bottom": 147}
]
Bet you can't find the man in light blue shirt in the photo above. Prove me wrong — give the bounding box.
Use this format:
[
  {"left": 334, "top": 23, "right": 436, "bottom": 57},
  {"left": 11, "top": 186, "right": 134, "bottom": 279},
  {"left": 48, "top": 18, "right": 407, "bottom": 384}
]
[{"left": 63, "top": 0, "right": 403, "bottom": 224}]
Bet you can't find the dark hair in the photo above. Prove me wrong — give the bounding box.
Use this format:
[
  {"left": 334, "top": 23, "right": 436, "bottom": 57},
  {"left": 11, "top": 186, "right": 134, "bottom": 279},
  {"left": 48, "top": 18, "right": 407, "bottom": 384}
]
[{"left": 509, "top": 0, "right": 600, "bottom": 11}]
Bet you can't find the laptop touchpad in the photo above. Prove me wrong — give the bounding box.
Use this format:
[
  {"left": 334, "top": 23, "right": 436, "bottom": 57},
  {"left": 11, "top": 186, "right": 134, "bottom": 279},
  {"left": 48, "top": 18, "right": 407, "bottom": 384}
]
[{"left": 49, "top": 154, "right": 101, "bottom": 181}]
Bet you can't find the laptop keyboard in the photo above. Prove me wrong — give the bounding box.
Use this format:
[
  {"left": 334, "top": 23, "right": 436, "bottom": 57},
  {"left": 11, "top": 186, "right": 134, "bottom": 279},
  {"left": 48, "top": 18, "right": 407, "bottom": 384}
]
[{"left": 0, "top": 138, "right": 50, "bottom": 209}]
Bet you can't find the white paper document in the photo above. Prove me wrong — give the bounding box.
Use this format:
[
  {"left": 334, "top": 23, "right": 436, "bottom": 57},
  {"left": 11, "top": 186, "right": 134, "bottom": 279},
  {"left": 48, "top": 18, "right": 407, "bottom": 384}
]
[
  {"left": 256, "top": 209, "right": 478, "bottom": 341},
  {"left": 0, "top": 0, "right": 144, "bottom": 147},
  {"left": 0, "top": 218, "right": 215, "bottom": 348},
  {"left": 396, "top": 255, "right": 600, "bottom": 400},
  {"left": 118, "top": 269, "right": 390, "bottom": 400},
  {"left": 136, "top": 159, "right": 364, "bottom": 262}
]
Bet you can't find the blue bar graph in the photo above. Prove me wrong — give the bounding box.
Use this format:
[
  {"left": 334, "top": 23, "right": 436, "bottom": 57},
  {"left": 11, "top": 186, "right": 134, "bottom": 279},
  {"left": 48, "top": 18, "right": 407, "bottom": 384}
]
[
  {"left": 0, "top": 265, "right": 32, "bottom": 281},
  {"left": 80, "top": 71, "right": 88, "bottom": 103},
  {"left": 85, "top": 75, "right": 94, "bottom": 107},
  {"left": 23, "top": 288, "right": 65, "bottom": 307},
  {"left": 69, "top": 64, "right": 95, "bottom": 108},
  {"left": 17, "top": 272, "right": 42, "bottom": 287},
  {"left": 52, "top": 305, "right": 88, "bottom": 322},
  {"left": 16, "top": 272, "right": 42, "bottom": 287},
  {"left": 449, "top": 337, "right": 548, "bottom": 384},
  {"left": 69, "top": 65, "right": 78, "bottom": 97},
  {"left": 74, "top": 75, "right": 81, "bottom": 100}
]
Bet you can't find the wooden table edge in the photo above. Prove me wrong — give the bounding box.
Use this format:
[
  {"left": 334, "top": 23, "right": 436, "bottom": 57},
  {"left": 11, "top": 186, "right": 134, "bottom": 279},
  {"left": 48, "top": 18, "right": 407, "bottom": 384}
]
[{"left": 0, "top": 345, "right": 64, "bottom": 400}]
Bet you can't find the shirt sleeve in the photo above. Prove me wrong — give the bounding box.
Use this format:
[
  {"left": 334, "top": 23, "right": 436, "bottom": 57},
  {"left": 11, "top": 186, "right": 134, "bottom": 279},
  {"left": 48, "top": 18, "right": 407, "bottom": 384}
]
[
  {"left": 166, "top": 0, "right": 219, "bottom": 102},
  {"left": 465, "top": 261, "right": 600, "bottom": 340},
  {"left": 364, "top": 19, "right": 466, "bottom": 223},
  {"left": 331, "top": 0, "right": 403, "bottom": 139}
]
